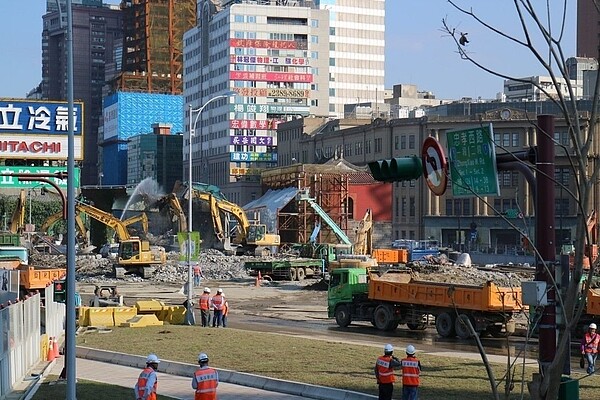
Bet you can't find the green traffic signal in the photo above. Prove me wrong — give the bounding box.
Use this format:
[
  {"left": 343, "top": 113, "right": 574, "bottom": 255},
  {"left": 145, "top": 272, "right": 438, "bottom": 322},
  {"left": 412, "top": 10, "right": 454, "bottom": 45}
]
[
  {"left": 368, "top": 156, "right": 423, "bottom": 182},
  {"left": 53, "top": 279, "right": 66, "bottom": 303}
]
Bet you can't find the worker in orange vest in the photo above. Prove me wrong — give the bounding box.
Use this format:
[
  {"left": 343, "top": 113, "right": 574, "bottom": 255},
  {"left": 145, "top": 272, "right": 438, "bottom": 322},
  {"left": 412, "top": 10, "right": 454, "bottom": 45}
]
[
  {"left": 400, "top": 345, "right": 422, "bottom": 400},
  {"left": 192, "top": 352, "right": 218, "bottom": 400},
  {"left": 374, "top": 344, "right": 401, "bottom": 400},
  {"left": 211, "top": 288, "right": 225, "bottom": 327},
  {"left": 198, "top": 288, "right": 211, "bottom": 327},
  {"left": 134, "top": 353, "right": 160, "bottom": 400},
  {"left": 222, "top": 300, "right": 229, "bottom": 327},
  {"left": 581, "top": 322, "right": 600, "bottom": 374},
  {"left": 193, "top": 263, "right": 203, "bottom": 287}
]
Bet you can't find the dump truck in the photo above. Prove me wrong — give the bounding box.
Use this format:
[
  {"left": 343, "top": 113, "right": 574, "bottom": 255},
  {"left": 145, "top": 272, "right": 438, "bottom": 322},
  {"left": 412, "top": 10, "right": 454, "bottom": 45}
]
[
  {"left": 244, "top": 258, "right": 324, "bottom": 281},
  {"left": 328, "top": 268, "right": 523, "bottom": 339}
]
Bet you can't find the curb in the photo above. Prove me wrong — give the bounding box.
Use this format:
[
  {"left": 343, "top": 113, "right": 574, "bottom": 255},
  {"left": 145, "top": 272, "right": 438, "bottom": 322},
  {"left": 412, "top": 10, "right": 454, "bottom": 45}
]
[{"left": 77, "top": 346, "right": 376, "bottom": 400}]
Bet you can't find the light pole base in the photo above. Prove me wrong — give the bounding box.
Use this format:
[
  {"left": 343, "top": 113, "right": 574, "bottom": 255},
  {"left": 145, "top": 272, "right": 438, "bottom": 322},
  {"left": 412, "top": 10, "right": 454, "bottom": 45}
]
[{"left": 184, "top": 307, "right": 196, "bottom": 325}]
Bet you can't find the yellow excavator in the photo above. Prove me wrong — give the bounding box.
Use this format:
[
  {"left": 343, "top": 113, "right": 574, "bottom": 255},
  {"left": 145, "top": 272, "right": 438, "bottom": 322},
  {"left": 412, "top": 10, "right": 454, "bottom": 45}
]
[
  {"left": 187, "top": 187, "right": 280, "bottom": 256},
  {"left": 9, "top": 190, "right": 26, "bottom": 234},
  {"left": 155, "top": 192, "right": 187, "bottom": 233},
  {"left": 40, "top": 210, "right": 90, "bottom": 246}
]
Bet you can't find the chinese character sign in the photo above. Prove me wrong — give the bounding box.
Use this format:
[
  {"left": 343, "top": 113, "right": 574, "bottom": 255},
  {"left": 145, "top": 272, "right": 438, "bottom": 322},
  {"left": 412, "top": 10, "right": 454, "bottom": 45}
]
[
  {"left": 230, "top": 152, "right": 277, "bottom": 162},
  {"left": 230, "top": 135, "right": 275, "bottom": 146},
  {"left": 446, "top": 124, "right": 500, "bottom": 197}
]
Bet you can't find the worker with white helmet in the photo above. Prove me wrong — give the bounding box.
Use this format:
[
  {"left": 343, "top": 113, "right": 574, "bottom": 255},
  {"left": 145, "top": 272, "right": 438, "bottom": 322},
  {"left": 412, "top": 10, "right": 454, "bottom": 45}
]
[
  {"left": 199, "top": 288, "right": 211, "bottom": 327},
  {"left": 192, "top": 352, "right": 219, "bottom": 400},
  {"left": 400, "top": 345, "right": 422, "bottom": 400},
  {"left": 581, "top": 322, "right": 600, "bottom": 374},
  {"left": 374, "top": 343, "right": 401, "bottom": 400},
  {"left": 211, "top": 288, "right": 225, "bottom": 327},
  {"left": 134, "top": 353, "right": 160, "bottom": 400}
]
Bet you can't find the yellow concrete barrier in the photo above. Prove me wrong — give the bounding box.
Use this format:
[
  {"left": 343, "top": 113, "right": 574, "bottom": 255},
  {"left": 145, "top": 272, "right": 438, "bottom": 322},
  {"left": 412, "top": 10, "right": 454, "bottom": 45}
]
[
  {"left": 78, "top": 306, "right": 90, "bottom": 327},
  {"left": 88, "top": 307, "right": 115, "bottom": 327},
  {"left": 165, "top": 305, "right": 186, "bottom": 325},
  {"left": 112, "top": 307, "right": 138, "bottom": 326},
  {"left": 121, "top": 314, "right": 164, "bottom": 328},
  {"left": 136, "top": 300, "right": 164, "bottom": 313}
]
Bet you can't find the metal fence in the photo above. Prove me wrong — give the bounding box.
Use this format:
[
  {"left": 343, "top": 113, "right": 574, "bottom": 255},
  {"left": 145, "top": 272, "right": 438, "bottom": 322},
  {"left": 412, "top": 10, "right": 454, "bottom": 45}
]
[{"left": 0, "top": 286, "right": 65, "bottom": 399}]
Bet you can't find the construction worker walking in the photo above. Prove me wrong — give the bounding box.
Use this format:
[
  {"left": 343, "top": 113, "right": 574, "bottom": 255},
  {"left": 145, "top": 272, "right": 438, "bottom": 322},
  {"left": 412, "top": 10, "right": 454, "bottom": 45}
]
[
  {"left": 222, "top": 300, "right": 229, "bottom": 327},
  {"left": 199, "top": 288, "right": 211, "bottom": 327},
  {"left": 211, "top": 288, "right": 225, "bottom": 327},
  {"left": 192, "top": 352, "right": 219, "bottom": 400},
  {"left": 400, "top": 345, "right": 422, "bottom": 400},
  {"left": 374, "top": 344, "right": 401, "bottom": 400},
  {"left": 134, "top": 353, "right": 160, "bottom": 400}
]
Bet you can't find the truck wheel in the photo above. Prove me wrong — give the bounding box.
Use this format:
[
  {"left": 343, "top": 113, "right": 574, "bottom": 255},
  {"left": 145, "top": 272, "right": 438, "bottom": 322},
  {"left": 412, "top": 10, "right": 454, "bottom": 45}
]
[
  {"left": 373, "top": 305, "right": 397, "bottom": 331},
  {"left": 455, "top": 314, "right": 473, "bottom": 339},
  {"left": 335, "top": 305, "right": 351, "bottom": 327},
  {"left": 435, "top": 312, "right": 456, "bottom": 337},
  {"left": 487, "top": 325, "right": 510, "bottom": 338},
  {"left": 288, "top": 268, "right": 297, "bottom": 281},
  {"left": 296, "top": 268, "right": 305, "bottom": 281}
]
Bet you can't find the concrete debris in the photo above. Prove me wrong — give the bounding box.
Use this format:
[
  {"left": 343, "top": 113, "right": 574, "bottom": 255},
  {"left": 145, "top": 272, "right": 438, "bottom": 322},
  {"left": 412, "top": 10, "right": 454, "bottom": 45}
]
[{"left": 29, "top": 248, "right": 532, "bottom": 289}]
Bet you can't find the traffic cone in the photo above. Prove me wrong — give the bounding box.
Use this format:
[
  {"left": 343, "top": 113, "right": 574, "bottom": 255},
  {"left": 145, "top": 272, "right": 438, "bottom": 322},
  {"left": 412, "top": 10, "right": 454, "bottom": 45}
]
[
  {"left": 47, "top": 337, "right": 55, "bottom": 362},
  {"left": 52, "top": 337, "right": 60, "bottom": 358}
]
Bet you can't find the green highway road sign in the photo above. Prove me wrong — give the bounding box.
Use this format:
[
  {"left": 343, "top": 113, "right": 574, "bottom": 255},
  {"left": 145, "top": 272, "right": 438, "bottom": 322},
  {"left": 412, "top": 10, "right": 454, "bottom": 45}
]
[{"left": 447, "top": 124, "right": 500, "bottom": 197}]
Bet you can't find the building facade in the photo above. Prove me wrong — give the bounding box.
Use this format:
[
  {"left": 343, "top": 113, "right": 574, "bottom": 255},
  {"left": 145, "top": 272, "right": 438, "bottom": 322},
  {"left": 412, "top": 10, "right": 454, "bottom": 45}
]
[
  {"left": 277, "top": 105, "right": 598, "bottom": 253},
  {"left": 42, "top": 2, "right": 122, "bottom": 185},
  {"left": 183, "top": 0, "right": 386, "bottom": 205},
  {"left": 127, "top": 124, "right": 183, "bottom": 193},
  {"left": 577, "top": 0, "right": 599, "bottom": 58}
]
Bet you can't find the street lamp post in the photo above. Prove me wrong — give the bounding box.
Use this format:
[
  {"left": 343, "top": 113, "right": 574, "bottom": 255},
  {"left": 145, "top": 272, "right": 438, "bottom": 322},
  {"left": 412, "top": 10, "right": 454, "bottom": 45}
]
[{"left": 184, "top": 91, "right": 235, "bottom": 325}]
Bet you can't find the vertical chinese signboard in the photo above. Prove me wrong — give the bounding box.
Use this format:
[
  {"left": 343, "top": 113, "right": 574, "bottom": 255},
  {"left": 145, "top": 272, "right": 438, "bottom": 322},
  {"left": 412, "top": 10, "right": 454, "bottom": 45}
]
[{"left": 446, "top": 124, "right": 500, "bottom": 197}]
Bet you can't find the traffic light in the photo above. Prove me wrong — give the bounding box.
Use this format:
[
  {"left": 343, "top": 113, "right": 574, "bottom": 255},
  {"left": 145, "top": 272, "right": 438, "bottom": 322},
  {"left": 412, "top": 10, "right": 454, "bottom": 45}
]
[
  {"left": 368, "top": 156, "right": 423, "bottom": 182},
  {"left": 53, "top": 279, "right": 66, "bottom": 303}
]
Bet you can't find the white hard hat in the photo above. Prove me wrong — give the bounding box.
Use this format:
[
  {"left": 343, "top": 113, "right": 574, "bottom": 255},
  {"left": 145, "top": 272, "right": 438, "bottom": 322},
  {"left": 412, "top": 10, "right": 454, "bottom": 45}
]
[
  {"left": 204, "top": 287, "right": 211, "bottom": 293},
  {"left": 198, "top": 352, "right": 209, "bottom": 363},
  {"left": 384, "top": 344, "right": 394, "bottom": 353},
  {"left": 146, "top": 353, "right": 160, "bottom": 364},
  {"left": 217, "top": 288, "right": 223, "bottom": 294},
  {"left": 590, "top": 323, "right": 597, "bottom": 329},
  {"left": 406, "top": 345, "right": 416, "bottom": 355}
]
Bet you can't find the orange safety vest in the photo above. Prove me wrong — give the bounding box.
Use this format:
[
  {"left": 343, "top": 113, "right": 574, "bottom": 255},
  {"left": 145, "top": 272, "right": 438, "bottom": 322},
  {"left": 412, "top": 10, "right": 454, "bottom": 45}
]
[
  {"left": 199, "top": 294, "right": 210, "bottom": 311},
  {"left": 211, "top": 294, "right": 224, "bottom": 311},
  {"left": 582, "top": 332, "right": 600, "bottom": 354},
  {"left": 193, "top": 367, "right": 218, "bottom": 400},
  {"left": 401, "top": 357, "right": 420, "bottom": 387},
  {"left": 193, "top": 264, "right": 201, "bottom": 275},
  {"left": 376, "top": 355, "right": 396, "bottom": 384},
  {"left": 136, "top": 367, "right": 157, "bottom": 400},
  {"left": 223, "top": 301, "right": 229, "bottom": 316}
]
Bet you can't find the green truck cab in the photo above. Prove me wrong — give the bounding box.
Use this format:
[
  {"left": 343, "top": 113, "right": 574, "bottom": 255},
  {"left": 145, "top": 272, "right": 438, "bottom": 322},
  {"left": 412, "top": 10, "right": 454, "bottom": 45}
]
[{"left": 327, "top": 268, "right": 371, "bottom": 326}]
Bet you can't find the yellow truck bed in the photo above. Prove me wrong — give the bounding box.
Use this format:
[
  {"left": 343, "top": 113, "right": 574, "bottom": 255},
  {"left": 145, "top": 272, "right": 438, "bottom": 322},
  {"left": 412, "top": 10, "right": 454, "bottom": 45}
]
[{"left": 369, "top": 273, "right": 523, "bottom": 313}]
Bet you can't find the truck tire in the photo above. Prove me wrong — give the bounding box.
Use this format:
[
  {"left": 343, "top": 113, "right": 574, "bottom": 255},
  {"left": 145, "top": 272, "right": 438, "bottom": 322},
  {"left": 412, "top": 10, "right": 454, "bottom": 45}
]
[
  {"left": 288, "top": 268, "right": 297, "bottom": 281},
  {"left": 335, "top": 305, "right": 351, "bottom": 327},
  {"left": 435, "top": 312, "right": 456, "bottom": 337},
  {"left": 296, "top": 267, "right": 306, "bottom": 281},
  {"left": 487, "top": 324, "right": 510, "bottom": 338},
  {"left": 455, "top": 314, "right": 473, "bottom": 339},
  {"left": 373, "top": 305, "right": 397, "bottom": 331}
]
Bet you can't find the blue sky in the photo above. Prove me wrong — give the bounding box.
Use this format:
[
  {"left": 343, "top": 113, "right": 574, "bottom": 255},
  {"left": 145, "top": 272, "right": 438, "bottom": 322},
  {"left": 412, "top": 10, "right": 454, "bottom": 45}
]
[{"left": 0, "top": 1, "right": 576, "bottom": 100}]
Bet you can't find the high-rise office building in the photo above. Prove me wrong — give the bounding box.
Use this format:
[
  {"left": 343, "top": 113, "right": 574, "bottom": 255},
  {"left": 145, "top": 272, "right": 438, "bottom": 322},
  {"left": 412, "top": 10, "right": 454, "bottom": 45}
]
[
  {"left": 577, "top": 0, "right": 599, "bottom": 58},
  {"left": 317, "top": 0, "right": 386, "bottom": 118},
  {"left": 183, "top": 0, "right": 385, "bottom": 205},
  {"left": 42, "top": 1, "right": 122, "bottom": 185}
]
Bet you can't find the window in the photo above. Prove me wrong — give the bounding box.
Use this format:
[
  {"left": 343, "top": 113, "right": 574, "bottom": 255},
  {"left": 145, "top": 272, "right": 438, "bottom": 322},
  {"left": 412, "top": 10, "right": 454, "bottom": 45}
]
[
  {"left": 374, "top": 138, "right": 382, "bottom": 153},
  {"left": 311, "top": 19, "right": 319, "bottom": 27},
  {"left": 355, "top": 142, "right": 362, "bottom": 155},
  {"left": 234, "top": 15, "right": 244, "bottom": 22},
  {"left": 365, "top": 140, "right": 371, "bottom": 154},
  {"left": 394, "top": 136, "right": 399, "bottom": 150},
  {"left": 409, "top": 196, "right": 415, "bottom": 217},
  {"left": 408, "top": 135, "right": 415, "bottom": 149},
  {"left": 400, "top": 136, "right": 406, "bottom": 149},
  {"left": 445, "top": 199, "right": 453, "bottom": 215},
  {"left": 311, "top": 35, "right": 319, "bottom": 44},
  {"left": 502, "top": 133, "right": 510, "bottom": 147},
  {"left": 329, "top": 58, "right": 335, "bottom": 66},
  {"left": 401, "top": 196, "right": 407, "bottom": 217},
  {"left": 311, "top": 51, "right": 318, "bottom": 59},
  {"left": 329, "top": 88, "right": 335, "bottom": 96},
  {"left": 511, "top": 133, "right": 519, "bottom": 147},
  {"left": 329, "top": 27, "right": 335, "bottom": 35}
]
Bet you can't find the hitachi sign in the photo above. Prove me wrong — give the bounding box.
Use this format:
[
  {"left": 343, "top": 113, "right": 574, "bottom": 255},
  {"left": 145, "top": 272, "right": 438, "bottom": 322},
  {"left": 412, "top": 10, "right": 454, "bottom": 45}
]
[{"left": 0, "top": 140, "right": 61, "bottom": 154}]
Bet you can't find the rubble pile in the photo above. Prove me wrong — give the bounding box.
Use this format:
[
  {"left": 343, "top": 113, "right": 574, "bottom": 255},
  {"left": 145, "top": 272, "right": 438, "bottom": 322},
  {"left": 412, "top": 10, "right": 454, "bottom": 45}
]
[
  {"left": 30, "top": 249, "right": 253, "bottom": 285},
  {"left": 410, "top": 262, "right": 532, "bottom": 288}
]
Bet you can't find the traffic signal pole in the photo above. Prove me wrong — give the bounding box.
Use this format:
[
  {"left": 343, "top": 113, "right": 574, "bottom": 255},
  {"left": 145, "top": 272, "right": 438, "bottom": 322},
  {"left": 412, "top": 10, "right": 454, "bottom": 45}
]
[{"left": 535, "top": 115, "right": 557, "bottom": 378}]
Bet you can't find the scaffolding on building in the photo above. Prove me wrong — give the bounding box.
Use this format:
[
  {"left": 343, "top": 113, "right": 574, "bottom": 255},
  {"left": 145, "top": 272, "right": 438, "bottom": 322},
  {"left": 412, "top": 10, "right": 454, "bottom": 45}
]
[
  {"left": 261, "top": 164, "right": 350, "bottom": 245},
  {"left": 109, "top": 0, "right": 196, "bottom": 94}
]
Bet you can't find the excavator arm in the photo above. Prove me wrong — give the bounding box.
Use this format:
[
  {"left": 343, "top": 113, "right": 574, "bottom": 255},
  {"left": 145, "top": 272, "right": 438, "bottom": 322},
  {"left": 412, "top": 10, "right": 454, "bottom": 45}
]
[
  {"left": 75, "top": 202, "right": 132, "bottom": 241},
  {"left": 353, "top": 209, "right": 373, "bottom": 256},
  {"left": 41, "top": 210, "right": 89, "bottom": 245},
  {"left": 156, "top": 193, "right": 187, "bottom": 233},
  {"left": 193, "top": 191, "right": 249, "bottom": 241},
  {"left": 9, "top": 190, "right": 26, "bottom": 234}
]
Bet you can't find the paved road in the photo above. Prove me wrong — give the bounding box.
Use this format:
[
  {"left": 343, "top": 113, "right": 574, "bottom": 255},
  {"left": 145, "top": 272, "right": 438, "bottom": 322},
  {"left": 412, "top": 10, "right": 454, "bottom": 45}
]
[{"left": 48, "top": 356, "right": 310, "bottom": 400}]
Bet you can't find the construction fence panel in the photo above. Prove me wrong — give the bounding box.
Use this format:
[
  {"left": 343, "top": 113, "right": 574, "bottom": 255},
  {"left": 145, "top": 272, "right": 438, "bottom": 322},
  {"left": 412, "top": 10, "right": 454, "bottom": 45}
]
[{"left": 0, "top": 307, "right": 9, "bottom": 399}]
